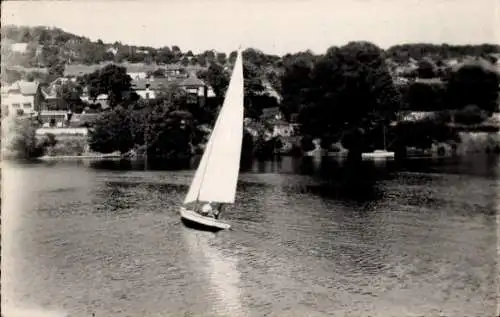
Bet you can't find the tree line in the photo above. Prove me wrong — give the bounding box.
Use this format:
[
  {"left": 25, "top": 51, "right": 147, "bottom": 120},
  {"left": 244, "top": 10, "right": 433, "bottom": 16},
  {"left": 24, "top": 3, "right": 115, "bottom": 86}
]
[
  {"left": 279, "top": 41, "right": 499, "bottom": 156},
  {"left": 3, "top": 25, "right": 499, "bottom": 161},
  {"left": 2, "top": 25, "right": 499, "bottom": 80}
]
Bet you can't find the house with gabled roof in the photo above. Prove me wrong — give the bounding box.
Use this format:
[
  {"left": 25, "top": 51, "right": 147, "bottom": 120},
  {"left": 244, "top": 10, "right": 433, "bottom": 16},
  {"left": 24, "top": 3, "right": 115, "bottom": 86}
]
[
  {"left": 11, "top": 43, "right": 29, "bottom": 54},
  {"left": 1, "top": 81, "right": 44, "bottom": 116},
  {"left": 260, "top": 106, "right": 296, "bottom": 137},
  {"left": 130, "top": 74, "right": 215, "bottom": 101}
]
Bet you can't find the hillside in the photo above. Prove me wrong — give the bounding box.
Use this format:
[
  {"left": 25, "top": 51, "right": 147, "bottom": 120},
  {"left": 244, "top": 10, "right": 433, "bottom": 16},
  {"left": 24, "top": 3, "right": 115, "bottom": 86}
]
[
  {"left": 2, "top": 25, "right": 499, "bottom": 71},
  {"left": 2, "top": 25, "right": 499, "bottom": 100}
]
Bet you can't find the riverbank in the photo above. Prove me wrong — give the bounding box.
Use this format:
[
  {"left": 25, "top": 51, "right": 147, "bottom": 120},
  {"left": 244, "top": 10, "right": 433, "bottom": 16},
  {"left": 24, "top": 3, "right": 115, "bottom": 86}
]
[
  {"left": 38, "top": 152, "right": 122, "bottom": 161},
  {"left": 5, "top": 121, "right": 498, "bottom": 163}
]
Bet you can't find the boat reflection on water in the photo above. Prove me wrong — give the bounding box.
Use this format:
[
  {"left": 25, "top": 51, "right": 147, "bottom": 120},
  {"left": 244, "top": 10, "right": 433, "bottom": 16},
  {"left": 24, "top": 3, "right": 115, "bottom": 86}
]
[{"left": 181, "top": 228, "right": 246, "bottom": 317}]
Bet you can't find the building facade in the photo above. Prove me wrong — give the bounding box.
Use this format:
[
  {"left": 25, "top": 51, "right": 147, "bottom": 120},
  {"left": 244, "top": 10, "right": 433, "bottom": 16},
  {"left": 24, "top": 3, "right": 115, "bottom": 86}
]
[{"left": 1, "top": 81, "right": 43, "bottom": 116}]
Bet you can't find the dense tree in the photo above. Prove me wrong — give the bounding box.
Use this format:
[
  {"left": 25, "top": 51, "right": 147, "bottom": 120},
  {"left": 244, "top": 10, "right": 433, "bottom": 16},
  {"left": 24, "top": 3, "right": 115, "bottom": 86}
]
[
  {"left": 229, "top": 51, "right": 237, "bottom": 64},
  {"left": 2, "top": 118, "right": 54, "bottom": 160},
  {"left": 143, "top": 107, "right": 195, "bottom": 162},
  {"left": 242, "top": 61, "right": 266, "bottom": 118},
  {"left": 287, "top": 42, "right": 401, "bottom": 155},
  {"left": 402, "top": 82, "right": 446, "bottom": 111},
  {"left": 280, "top": 52, "right": 317, "bottom": 119},
  {"left": 156, "top": 47, "right": 175, "bottom": 64},
  {"left": 197, "top": 60, "right": 266, "bottom": 118},
  {"left": 56, "top": 81, "right": 84, "bottom": 112},
  {"left": 197, "top": 63, "right": 229, "bottom": 98},
  {"left": 88, "top": 98, "right": 203, "bottom": 164},
  {"left": 198, "top": 55, "right": 208, "bottom": 67},
  {"left": 445, "top": 61, "right": 500, "bottom": 113},
  {"left": 172, "top": 45, "right": 181, "bottom": 54},
  {"left": 189, "top": 57, "right": 199, "bottom": 65},
  {"left": 417, "top": 58, "right": 438, "bottom": 78},
  {"left": 387, "top": 43, "right": 500, "bottom": 61},
  {"left": 81, "top": 64, "right": 133, "bottom": 107},
  {"left": 392, "top": 117, "right": 460, "bottom": 152},
  {"left": 454, "top": 105, "right": 490, "bottom": 125},
  {"left": 216, "top": 52, "right": 227, "bottom": 65},
  {"left": 181, "top": 57, "right": 190, "bottom": 66},
  {"left": 202, "top": 50, "right": 216, "bottom": 64},
  {"left": 243, "top": 48, "right": 269, "bottom": 68},
  {"left": 88, "top": 106, "right": 135, "bottom": 153}
]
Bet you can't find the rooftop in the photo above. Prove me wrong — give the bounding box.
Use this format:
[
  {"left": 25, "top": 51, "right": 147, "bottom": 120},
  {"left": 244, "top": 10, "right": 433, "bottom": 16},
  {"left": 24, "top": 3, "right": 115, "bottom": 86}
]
[
  {"left": 131, "top": 78, "right": 183, "bottom": 91},
  {"left": 1, "top": 80, "right": 40, "bottom": 95},
  {"left": 178, "top": 73, "right": 206, "bottom": 87},
  {"left": 260, "top": 107, "right": 282, "bottom": 120}
]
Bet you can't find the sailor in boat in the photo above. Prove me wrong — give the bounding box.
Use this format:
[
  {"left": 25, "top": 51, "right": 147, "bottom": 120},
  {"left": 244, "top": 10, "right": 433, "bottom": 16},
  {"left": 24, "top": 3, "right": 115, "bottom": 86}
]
[{"left": 199, "top": 202, "right": 221, "bottom": 219}]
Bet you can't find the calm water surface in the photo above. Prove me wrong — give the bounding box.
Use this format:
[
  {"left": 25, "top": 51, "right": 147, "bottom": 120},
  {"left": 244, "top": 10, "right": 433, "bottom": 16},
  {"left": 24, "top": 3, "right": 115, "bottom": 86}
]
[{"left": 2, "top": 156, "right": 499, "bottom": 317}]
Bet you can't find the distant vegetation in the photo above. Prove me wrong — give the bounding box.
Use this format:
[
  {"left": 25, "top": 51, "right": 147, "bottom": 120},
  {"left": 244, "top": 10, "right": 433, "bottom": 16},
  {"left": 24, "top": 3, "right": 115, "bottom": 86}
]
[
  {"left": 2, "top": 24, "right": 499, "bottom": 86},
  {"left": 1, "top": 118, "right": 57, "bottom": 160},
  {"left": 2, "top": 25, "right": 499, "bottom": 161}
]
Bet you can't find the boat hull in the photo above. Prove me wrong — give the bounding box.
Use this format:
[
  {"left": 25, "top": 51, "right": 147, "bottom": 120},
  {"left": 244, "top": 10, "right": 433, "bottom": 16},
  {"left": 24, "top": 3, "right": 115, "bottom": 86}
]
[
  {"left": 180, "top": 207, "right": 231, "bottom": 232},
  {"left": 361, "top": 150, "right": 395, "bottom": 159}
]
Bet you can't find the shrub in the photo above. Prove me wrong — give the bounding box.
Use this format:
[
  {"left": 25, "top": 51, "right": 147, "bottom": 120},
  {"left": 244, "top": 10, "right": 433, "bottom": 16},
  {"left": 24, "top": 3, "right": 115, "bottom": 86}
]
[
  {"left": 45, "top": 138, "right": 86, "bottom": 156},
  {"left": 454, "top": 105, "right": 489, "bottom": 125}
]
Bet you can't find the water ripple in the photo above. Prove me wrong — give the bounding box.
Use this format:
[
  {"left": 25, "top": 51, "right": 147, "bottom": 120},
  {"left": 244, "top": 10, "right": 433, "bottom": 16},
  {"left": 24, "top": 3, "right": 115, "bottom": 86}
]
[{"left": 2, "top": 158, "right": 498, "bottom": 317}]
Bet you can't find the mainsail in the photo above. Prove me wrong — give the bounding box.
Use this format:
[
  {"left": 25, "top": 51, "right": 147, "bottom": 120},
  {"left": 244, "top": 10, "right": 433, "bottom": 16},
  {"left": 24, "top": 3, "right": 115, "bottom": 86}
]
[{"left": 183, "top": 49, "right": 244, "bottom": 205}]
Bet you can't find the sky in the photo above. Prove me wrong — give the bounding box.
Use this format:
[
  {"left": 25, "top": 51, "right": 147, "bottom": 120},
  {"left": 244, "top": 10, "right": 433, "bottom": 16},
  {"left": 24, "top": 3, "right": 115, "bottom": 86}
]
[{"left": 2, "top": 0, "right": 499, "bottom": 55}]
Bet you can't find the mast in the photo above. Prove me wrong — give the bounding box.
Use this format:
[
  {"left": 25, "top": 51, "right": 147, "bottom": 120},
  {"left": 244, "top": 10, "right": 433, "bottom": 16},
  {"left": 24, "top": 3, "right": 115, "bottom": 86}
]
[{"left": 383, "top": 125, "right": 386, "bottom": 150}]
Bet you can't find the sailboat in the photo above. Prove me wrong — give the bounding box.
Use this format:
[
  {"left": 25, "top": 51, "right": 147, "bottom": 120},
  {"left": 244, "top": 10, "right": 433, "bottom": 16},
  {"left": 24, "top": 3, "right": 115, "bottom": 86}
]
[
  {"left": 361, "top": 125, "right": 395, "bottom": 159},
  {"left": 180, "top": 48, "right": 245, "bottom": 232}
]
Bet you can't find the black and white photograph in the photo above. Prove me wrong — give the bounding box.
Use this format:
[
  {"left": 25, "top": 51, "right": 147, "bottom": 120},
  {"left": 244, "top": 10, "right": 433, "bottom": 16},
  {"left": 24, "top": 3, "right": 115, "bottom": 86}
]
[{"left": 1, "top": 0, "right": 499, "bottom": 316}]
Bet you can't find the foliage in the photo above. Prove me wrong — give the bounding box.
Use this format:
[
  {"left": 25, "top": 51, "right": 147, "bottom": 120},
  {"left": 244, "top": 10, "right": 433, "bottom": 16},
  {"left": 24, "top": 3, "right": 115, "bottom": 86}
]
[
  {"left": 88, "top": 90, "right": 205, "bottom": 163},
  {"left": 55, "top": 81, "right": 85, "bottom": 112},
  {"left": 283, "top": 42, "right": 401, "bottom": 154},
  {"left": 392, "top": 118, "right": 460, "bottom": 150},
  {"left": 197, "top": 63, "right": 229, "bottom": 98},
  {"left": 4, "top": 25, "right": 499, "bottom": 160},
  {"left": 241, "top": 129, "right": 255, "bottom": 162},
  {"left": 417, "top": 58, "right": 438, "bottom": 78},
  {"left": 197, "top": 60, "right": 267, "bottom": 119},
  {"left": 88, "top": 106, "right": 135, "bottom": 153},
  {"left": 242, "top": 62, "right": 266, "bottom": 118},
  {"left": 280, "top": 52, "right": 317, "bottom": 119},
  {"left": 143, "top": 107, "right": 194, "bottom": 161},
  {"left": 445, "top": 62, "right": 500, "bottom": 113},
  {"left": 216, "top": 52, "right": 227, "bottom": 65},
  {"left": 401, "top": 81, "right": 446, "bottom": 111},
  {"left": 44, "top": 137, "right": 87, "bottom": 157},
  {"left": 386, "top": 43, "right": 500, "bottom": 61},
  {"left": 2, "top": 118, "right": 52, "bottom": 160},
  {"left": 453, "top": 105, "right": 490, "bottom": 125},
  {"left": 300, "top": 135, "right": 315, "bottom": 152},
  {"left": 80, "top": 64, "right": 133, "bottom": 107}
]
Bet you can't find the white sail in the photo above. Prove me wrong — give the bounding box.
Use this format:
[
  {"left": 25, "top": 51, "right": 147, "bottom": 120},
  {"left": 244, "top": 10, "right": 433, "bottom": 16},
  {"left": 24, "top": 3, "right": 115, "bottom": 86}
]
[{"left": 183, "top": 49, "right": 244, "bottom": 205}]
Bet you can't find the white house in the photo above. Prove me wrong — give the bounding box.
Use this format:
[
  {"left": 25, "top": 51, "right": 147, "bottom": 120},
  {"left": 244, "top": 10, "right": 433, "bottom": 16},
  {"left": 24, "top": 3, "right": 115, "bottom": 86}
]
[
  {"left": 131, "top": 79, "right": 157, "bottom": 99},
  {"left": 11, "top": 43, "right": 29, "bottom": 53},
  {"left": 1, "top": 81, "right": 42, "bottom": 116},
  {"left": 127, "top": 72, "right": 148, "bottom": 80}
]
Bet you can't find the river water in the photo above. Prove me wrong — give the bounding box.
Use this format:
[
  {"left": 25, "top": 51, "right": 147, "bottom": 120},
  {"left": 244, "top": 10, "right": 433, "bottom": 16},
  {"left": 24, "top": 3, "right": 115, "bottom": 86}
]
[{"left": 2, "top": 155, "right": 499, "bottom": 317}]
